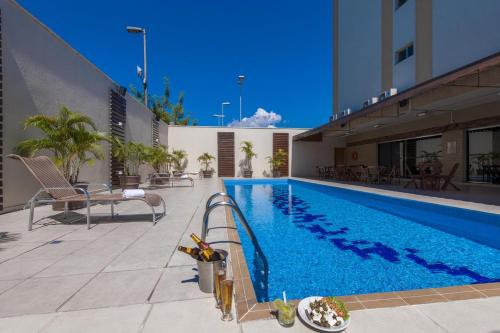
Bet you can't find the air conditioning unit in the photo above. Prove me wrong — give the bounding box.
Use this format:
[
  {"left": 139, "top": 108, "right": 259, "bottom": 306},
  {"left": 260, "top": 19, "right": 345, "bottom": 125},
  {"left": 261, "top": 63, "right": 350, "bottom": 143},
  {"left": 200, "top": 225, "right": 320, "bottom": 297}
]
[
  {"left": 363, "top": 97, "right": 379, "bottom": 108},
  {"left": 339, "top": 108, "right": 351, "bottom": 118},
  {"left": 379, "top": 88, "right": 398, "bottom": 101}
]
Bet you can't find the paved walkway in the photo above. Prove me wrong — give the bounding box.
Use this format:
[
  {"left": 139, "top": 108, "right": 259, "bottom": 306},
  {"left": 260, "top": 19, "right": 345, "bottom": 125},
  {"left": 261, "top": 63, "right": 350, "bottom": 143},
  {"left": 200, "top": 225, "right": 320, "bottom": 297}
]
[{"left": 0, "top": 178, "right": 499, "bottom": 332}]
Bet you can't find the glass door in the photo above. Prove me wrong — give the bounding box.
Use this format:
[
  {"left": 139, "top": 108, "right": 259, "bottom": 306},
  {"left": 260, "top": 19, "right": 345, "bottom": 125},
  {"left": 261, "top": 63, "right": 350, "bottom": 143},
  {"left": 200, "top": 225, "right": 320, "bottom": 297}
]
[{"left": 467, "top": 126, "right": 500, "bottom": 183}]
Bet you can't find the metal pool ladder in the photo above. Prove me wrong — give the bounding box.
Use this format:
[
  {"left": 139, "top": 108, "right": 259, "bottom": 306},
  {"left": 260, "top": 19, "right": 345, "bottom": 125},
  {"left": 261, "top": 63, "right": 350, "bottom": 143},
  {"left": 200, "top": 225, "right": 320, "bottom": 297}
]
[{"left": 202, "top": 192, "right": 269, "bottom": 301}]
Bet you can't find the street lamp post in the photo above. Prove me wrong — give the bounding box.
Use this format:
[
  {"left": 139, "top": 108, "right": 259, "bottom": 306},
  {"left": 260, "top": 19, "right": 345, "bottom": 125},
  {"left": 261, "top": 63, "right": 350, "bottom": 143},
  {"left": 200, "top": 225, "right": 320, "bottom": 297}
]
[
  {"left": 237, "top": 75, "right": 245, "bottom": 126},
  {"left": 221, "top": 101, "right": 230, "bottom": 127},
  {"left": 126, "top": 26, "right": 148, "bottom": 108}
]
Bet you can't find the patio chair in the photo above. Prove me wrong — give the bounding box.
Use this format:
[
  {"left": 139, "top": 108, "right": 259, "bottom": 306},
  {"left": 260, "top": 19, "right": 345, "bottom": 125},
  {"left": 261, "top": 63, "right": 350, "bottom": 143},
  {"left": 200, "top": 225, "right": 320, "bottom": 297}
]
[
  {"left": 381, "top": 165, "right": 399, "bottom": 185},
  {"left": 149, "top": 172, "right": 194, "bottom": 187},
  {"left": 439, "top": 163, "right": 461, "bottom": 191},
  {"left": 8, "top": 154, "right": 166, "bottom": 230},
  {"left": 403, "top": 164, "right": 421, "bottom": 189}
]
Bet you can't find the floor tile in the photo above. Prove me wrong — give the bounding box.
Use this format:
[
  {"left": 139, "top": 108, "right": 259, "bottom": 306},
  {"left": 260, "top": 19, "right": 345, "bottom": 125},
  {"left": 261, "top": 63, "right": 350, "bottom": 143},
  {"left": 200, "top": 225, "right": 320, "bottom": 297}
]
[
  {"left": 41, "top": 304, "right": 150, "bottom": 333},
  {"left": 0, "top": 274, "right": 93, "bottom": 317},
  {"left": 61, "top": 269, "right": 161, "bottom": 311},
  {"left": 149, "top": 265, "right": 212, "bottom": 303},
  {"left": 142, "top": 298, "right": 239, "bottom": 333}
]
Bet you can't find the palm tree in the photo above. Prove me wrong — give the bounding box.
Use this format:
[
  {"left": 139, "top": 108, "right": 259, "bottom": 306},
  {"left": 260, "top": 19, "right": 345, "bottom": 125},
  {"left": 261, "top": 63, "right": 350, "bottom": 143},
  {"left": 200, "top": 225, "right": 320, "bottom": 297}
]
[
  {"left": 145, "top": 145, "right": 171, "bottom": 173},
  {"left": 149, "top": 77, "right": 198, "bottom": 125},
  {"left": 240, "top": 141, "right": 257, "bottom": 176},
  {"left": 111, "top": 138, "right": 147, "bottom": 176},
  {"left": 15, "top": 106, "right": 108, "bottom": 183},
  {"left": 171, "top": 149, "right": 188, "bottom": 172},
  {"left": 197, "top": 153, "right": 215, "bottom": 172},
  {"left": 266, "top": 149, "right": 287, "bottom": 177}
]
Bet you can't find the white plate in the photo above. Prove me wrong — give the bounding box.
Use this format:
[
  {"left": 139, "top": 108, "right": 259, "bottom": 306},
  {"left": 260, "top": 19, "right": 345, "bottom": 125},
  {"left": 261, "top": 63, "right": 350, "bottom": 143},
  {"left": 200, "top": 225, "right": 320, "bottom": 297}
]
[{"left": 297, "top": 296, "right": 351, "bottom": 332}]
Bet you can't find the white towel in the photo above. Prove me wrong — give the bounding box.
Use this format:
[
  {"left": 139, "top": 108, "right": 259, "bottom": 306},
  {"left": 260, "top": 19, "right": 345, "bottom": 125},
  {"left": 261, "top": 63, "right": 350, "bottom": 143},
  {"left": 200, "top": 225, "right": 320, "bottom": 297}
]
[
  {"left": 122, "top": 189, "right": 145, "bottom": 199},
  {"left": 180, "top": 174, "right": 189, "bottom": 179}
]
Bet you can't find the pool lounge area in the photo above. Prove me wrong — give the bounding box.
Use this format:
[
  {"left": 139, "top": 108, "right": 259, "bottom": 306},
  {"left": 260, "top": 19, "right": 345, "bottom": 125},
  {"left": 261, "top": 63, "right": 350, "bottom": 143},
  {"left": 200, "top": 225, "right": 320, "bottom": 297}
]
[{"left": 0, "top": 177, "right": 500, "bottom": 332}]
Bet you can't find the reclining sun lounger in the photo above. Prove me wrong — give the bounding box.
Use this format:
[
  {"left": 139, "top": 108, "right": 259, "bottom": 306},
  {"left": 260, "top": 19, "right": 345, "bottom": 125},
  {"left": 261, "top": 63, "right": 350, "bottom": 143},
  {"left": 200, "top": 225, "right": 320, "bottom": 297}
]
[
  {"left": 149, "top": 172, "right": 194, "bottom": 187},
  {"left": 9, "top": 154, "right": 166, "bottom": 230}
]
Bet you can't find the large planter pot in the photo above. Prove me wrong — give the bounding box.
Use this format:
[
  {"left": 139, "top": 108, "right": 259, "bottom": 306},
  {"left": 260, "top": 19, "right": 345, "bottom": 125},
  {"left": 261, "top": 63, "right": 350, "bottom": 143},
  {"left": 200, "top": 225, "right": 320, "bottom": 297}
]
[
  {"left": 52, "top": 182, "right": 88, "bottom": 211},
  {"left": 243, "top": 170, "right": 253, "bottom": 178},
  {"left": 119, "top": 175, "right": 140, "bottom": 190},
  {"left": 202, "top": 170, "right": 214, "bottom": 178},
  {"left": 272, "top": 170, "right": 281, "bottom": 178}
]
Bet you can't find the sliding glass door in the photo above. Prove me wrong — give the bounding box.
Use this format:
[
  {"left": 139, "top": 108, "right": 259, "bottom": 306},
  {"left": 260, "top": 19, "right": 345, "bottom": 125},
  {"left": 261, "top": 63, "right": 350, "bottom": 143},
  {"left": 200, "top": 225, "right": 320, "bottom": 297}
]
[
  {"left": 467, "top": 126, "right": 500, "bottom": 183},
  {"left": 378, "top": 135, "right": 442, "bottom": 177}
]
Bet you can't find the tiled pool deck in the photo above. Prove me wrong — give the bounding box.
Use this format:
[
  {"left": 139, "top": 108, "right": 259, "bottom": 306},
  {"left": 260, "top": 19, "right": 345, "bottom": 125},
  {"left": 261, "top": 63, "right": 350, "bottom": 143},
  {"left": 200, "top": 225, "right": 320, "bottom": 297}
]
[{"left": 0, "top": 177, "right": 499, "bottom": 332}]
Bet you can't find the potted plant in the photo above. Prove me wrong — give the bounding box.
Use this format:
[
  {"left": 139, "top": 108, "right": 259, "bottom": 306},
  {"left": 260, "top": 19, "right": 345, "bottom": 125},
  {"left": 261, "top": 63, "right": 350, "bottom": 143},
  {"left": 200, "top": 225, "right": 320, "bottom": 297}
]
[
  {"left": 145, "top": 145, "right": 171, "bottom": 184},
  {"left": 266, "top": 149, "right": 287, "bottom": 178},
  {"left": 240, "top": 141, "right": 257, "bottom": 178},
  {"left": 112, "top": 138, "right": 147, "bottom": 189},
  {"left": 197, "top": 153, "right": 216, "bottom": 178},
  {"left": 15, "top": 106, "right": 109, "bottom": 210},
  {"left": 171, "top": 149, "right": 188, "bottom": 176}
]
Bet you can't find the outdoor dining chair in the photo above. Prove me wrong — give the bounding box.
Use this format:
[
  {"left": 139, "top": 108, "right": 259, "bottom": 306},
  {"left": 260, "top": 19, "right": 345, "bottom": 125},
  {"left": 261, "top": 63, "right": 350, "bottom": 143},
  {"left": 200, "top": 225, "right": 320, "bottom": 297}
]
[{"left": 439, "top": 163, "right": 461, "bottom": 191}]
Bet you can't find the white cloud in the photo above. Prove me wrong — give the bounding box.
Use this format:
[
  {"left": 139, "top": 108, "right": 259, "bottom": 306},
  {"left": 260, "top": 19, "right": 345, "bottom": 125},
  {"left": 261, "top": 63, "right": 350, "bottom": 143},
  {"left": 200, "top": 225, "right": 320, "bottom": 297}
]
[{"left": 228, "top": 108, "right": 282, "bottom": 128}]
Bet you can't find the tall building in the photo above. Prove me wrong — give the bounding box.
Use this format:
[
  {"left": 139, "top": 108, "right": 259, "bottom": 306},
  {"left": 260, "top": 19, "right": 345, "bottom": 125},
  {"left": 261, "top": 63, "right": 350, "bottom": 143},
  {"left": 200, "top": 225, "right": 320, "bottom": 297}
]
[
  {"left": 296, "top": 0, "right": 500, "bottom": 184},
  {"left": 334, "top": 0, "right": 500, "bottom": 115}
]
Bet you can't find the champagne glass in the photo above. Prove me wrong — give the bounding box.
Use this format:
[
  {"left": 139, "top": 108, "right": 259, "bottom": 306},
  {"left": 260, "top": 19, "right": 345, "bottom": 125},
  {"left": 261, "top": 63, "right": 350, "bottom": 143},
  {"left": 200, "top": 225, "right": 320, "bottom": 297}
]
[
  {"left": 220, "top": 279, "right": 234, "bottom": 321},
  {"left": 214, "top": 269, "right": 226, "bottom": 308}
]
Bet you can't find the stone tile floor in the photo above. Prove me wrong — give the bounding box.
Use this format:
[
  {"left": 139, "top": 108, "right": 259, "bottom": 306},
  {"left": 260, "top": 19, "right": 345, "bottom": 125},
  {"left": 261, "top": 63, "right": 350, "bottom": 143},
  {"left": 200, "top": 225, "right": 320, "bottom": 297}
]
[{"left": 0, "top": 178, "right": 498, "bottom": 332}]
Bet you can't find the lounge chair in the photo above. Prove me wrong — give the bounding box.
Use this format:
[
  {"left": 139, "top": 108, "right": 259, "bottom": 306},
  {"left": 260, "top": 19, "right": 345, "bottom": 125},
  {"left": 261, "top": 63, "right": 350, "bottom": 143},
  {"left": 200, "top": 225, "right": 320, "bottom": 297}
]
[
  {"left": 148, "top": 172, "right": 194, "bottom": 187},
  {"left": 8, "top": 154, "right": 166, "bottom": 230},
  {"left": 439, "top": 162, "right": 461, "bottom": 191}
]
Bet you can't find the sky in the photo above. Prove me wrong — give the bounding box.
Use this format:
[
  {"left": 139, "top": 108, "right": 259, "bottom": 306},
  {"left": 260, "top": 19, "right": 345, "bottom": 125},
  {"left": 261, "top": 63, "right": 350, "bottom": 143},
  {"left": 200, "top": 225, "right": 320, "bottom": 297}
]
[{"left": 17, "top": 0, "right": 332, "bottom": 128}]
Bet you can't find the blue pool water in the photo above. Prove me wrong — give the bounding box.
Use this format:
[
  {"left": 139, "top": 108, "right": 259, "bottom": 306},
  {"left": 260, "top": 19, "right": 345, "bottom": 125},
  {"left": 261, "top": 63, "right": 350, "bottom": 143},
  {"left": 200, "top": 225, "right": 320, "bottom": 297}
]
[{"left": 224, "top": 179, "right": 500, "bottom": 302}]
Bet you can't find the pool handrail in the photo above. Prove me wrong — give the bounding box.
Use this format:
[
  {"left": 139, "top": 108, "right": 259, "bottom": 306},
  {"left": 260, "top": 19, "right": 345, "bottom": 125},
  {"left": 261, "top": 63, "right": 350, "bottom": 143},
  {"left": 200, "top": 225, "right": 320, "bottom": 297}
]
[{"left": 202, "top": 192, "right": 270, "bottom": 301}]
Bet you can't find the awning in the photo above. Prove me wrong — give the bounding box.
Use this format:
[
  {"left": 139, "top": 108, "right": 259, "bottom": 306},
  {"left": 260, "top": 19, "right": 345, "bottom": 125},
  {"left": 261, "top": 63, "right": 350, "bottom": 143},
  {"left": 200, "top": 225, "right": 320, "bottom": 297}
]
[{"left": 294, "top": 51, "right": 500, "bottom": 142}]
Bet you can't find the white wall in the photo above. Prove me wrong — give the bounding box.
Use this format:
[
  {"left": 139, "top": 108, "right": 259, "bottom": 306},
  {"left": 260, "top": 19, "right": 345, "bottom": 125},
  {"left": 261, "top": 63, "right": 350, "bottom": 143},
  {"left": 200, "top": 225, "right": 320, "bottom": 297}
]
[
  {"left": 167, "top": 126, "right": 308, "bottom": 177},
  {"left": 433, "top": 0, "right": 500, "bottom": 77},
  {"left": 291, "top": 136, "right": 346, "bottom": 177},
  {"left": 393, "top": 0, "right": 416, "bottom": 91},
  {"left": 2, "top": 0, "right": 160, "bottom": 211},
  {"left": 338, "top": 0, "right": 382, "bottom": 113}
]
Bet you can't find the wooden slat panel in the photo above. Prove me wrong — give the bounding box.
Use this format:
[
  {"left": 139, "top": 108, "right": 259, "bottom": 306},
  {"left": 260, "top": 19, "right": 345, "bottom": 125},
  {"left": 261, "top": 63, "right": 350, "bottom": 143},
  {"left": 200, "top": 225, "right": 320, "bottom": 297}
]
[
  {"left": 273, "top": 133, "right": 289, "bottom": 176},
  {"left": 109, "top": 90, "right": 126, "bottom": 188},
  {"left": 217, "top": 132, "right": 235, "bottom": 177},
  {"left": 151, "top": 118, "right": 159, "bottom": 147}
]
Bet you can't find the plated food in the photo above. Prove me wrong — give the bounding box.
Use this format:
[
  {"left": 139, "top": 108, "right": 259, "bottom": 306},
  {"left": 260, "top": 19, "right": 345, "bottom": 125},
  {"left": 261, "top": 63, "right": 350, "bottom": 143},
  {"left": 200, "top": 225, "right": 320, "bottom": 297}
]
[{"left": 298, "top": 296, "right": 350, "bottom": 332}]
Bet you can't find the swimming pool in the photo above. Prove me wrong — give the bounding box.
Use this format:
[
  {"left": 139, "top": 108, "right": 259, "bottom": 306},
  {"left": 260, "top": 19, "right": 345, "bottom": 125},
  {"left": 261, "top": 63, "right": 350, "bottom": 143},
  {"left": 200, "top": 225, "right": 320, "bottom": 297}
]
[{"left": 224, "top": 179, "right": 500, "bottom": 302}]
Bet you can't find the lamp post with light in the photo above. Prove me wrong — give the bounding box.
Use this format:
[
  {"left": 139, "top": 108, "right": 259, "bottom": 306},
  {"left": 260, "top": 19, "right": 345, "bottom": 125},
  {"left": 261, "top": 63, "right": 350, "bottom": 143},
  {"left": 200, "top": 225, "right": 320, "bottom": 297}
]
[
  {"left": 237, "top": 75, "right": 245, "bottom": 126},
  {"left": 221, "top": 101, "right": 230, "bottom": 126},
  {"left": 126, "top": 26, "right": 148, "bottom": 108}
]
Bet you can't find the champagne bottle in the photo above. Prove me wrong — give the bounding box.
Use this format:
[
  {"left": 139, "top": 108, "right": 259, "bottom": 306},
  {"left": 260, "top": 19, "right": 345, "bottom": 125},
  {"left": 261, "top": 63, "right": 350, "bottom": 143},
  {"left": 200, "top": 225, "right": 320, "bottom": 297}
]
[
  {"left": 190, "top": 233, "right": 218, "bottom": 261},
  {"left": 177, "top": 246, "right": 201, "bottom": 259}
]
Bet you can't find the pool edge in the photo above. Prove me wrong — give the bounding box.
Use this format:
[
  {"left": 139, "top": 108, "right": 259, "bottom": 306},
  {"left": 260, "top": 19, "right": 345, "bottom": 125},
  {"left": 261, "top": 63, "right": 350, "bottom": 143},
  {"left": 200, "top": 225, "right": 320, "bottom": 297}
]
[{"left": 220, "top": 178, "right": 500, "bottom": 323}]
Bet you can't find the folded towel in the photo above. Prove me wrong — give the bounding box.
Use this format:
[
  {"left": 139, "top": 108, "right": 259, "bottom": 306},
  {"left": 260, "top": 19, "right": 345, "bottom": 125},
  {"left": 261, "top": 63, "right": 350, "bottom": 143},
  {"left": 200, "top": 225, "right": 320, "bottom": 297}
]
[
  {"left": 122, "top": 189, "right": 145, "bottom": 199},
  {"left": 180, "top": 174, "right": 189, "bottom": 179}
]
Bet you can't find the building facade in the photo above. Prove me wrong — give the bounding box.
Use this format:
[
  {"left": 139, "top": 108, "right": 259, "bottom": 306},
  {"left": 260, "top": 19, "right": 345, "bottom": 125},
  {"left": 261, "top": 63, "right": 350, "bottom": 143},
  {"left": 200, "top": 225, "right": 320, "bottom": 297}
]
[{"left": 298, "top": 0, "right": 500, "bottom": 185}]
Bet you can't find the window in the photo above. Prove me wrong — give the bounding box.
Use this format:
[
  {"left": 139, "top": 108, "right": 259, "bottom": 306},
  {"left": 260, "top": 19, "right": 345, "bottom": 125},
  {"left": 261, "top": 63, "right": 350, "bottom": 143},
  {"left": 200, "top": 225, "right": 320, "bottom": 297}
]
[
  {"left": 467, "top": 126, "right": 500, "bottom": 183},
  {"left": 395, "top": 43, "right": 414, "bottom": 64},
  {"left": 395, "top": 0, "right": 408, "bottom": 10}
]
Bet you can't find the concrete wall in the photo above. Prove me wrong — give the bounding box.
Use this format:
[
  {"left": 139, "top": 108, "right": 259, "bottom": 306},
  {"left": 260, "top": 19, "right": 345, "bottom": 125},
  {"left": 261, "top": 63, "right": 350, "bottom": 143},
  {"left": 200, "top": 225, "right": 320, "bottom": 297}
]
[
  {"left": 393, "top": 0, "right": 416, "bottom": 91},
  {"left": 337, "top": 0, "right": 382, "bottom": 113},
  {"left": 432, "top": 0, "right": 500, "bottom": 77},
  {"left": 167, "top": 126, "right": 308, "bottom": 178},
  {"left": 2, "top": 0, "right": 162, "bottom": 211}
]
